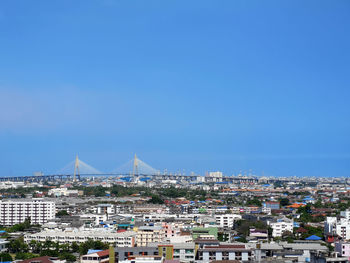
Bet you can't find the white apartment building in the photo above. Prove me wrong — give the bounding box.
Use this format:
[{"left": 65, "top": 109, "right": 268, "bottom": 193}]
[
  {"left": 0, "top": 199, "right": 55, "bottom": 226},
  {"left": 172, "top": 243, "right": 196, "bottom": 262},
  {"left": 325, "top": 211, "right": 350, "bottom": 240},
  {"left": 96, "top": 204, "right": 115, "bottom": 215},
  {"left": 336, "top": 219, "right": 350, "bottom": 240},
  {"left": 0, "top": 181, "right": 25, "bottom": 189},
  {"left": 325, "top": 217, "right": 338, "bottom": 236},
  {"left": 269, "top": 219, "right": 293, "bottom": 237},
  {"left": 206, "top": 171, "right": 223, "bottom": 182},
  {"left": 24, "top": 230, "right": 136, "bottom": 246},
  {"left": 0, "top": 239, "right": 9, "bottom": 252},
  {"left": 119, "top": 256, "right": 163, "bottom": 263},
  {"left": 136, "top": 226, "right": 166, "bottom": 246},
  {"left": 48, "top": 188, "right": 79, "bottom": 197},
  {"left": 215, "top": 214, "right": 242, "bottom": 228},
  {"left": 261, "top": 207, "right": 272, "bottom": 214}
]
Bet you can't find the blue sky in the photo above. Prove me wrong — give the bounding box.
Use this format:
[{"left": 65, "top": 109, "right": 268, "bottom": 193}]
[{"left": 0, "top": 0, "right": 349, "bottom": 177}]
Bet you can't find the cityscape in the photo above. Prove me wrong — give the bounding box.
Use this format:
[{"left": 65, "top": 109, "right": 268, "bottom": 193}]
[
  {"left": 1, "top": 1, "right": 350, "bottom": 263},
  {"left": 0, "top": 154, "right": 350, "bottom": 263}
]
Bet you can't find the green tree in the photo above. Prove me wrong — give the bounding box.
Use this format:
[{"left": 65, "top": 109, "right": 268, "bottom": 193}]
[
  {"left": 15, "top": 252, "right": 38, "bottom": 260},
  {"left": 40, "top": 249, "right": 59, "bottom": 257},
  {"left": 59, "top": 253, "right": 76, "bottom": 262},
  {"left": 313, "top": 200, "right": 323, "bottom": 208},
  {"left": 71, "top": 242, "right": 80, "bottom": 253},
  {"left": 29, "top": 240, "right": 42, "bottom": 254},
  {"left": 148, "top": 195, "right": 164, "bottom": 204},
  {"left": 298, "top": 204, "right": 312, "bottom": 223},
  {"left": 246, "top": 198, "right": 262, "bottom": 207},
  {"left": 59, "top": 243, "right": 70, "bottom": 253},
  {"left": 56, "top": 210, "right": 69, "bottom": 217},
  {"left": 78, "top": 239, "right": 109, "bottom": 255},
  {"left": 281, "top": 230, "right": 294, "bottom": 243},
  {"left": 0, "top": 253, "right": 12, "bottom": 262},
  {"left": 279, "top": 198, "right": 290, "bottom": 207},
  {"left": 8, "top": 238, "right": 29, "bottom": 253}
]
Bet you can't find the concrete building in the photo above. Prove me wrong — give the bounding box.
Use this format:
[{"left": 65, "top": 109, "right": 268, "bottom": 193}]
[
  {"left": 269, "top": 219, "right": 293, "bottom": 238},
  {"left": 249, "top": 228, "right": 268, "bottom": 241},
  {"left": 48, "top": 188, "right": 80, "bottom": 197},
  {"left": 0, "top": 199, "right": 55, "bottom": 226},
  {"left": 136, "top": 226, "right": 166, "bottom": 246},
  {"left": 114, "top": 246, "right": 159, "bottom": 261},
  {"left": 0, "top": 239, "right": 9, "bottom": 252},
  {"left": 263, "top": 201, "right": 280, "bottom": 210},
  {"left": 18, "top": 256, "right": 66, "bottom": 263},
  {"left": 172, "top": 243, "right": 195, "bottom": 262},
  {"left": 97, "top": 204, "right": 115, "bottom": 215},
  {"left": 336, "top": 219, "right": 350, "bottom": 240},
  {"left": 119, "top": 255, "right": 163, "bottom": 263},
  {"left": 335, "top": 242, "right": 350, "bottom": 257},
  {"left": 325, "top": 211, "right": 350, "bottom": 240},
  {"left": 0, "top": 181, "right": 25, "bottom": 189},
  {"left": 255, "top": 242, "right": 329, "bottom": 263},
  {"left": 81, "top": 249, "right": 110, "bottom": 263},
  {"left": 24, "top": 230, "right": 136, "bottom": 246},
  {"left": 198, "top": 244, "right": 253, "bottom": 262},
  {"left": 157, "top": 243, "right": 195, "bottom": 263},
  {"left": 215, "top": 214, "right": 242, "bottom": 228},
  {"left": 205, "top": 171, "right": 223, "bottom": 183},
  {"left": 192, "top": 227, "right": 218, "bottom": 240}
]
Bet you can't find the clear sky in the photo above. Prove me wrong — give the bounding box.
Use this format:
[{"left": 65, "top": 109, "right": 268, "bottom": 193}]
[{"left": 0, "top": 0, "right": 349, "bottom": 177}]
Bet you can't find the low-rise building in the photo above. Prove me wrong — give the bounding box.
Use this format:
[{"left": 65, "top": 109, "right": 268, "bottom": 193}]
[
  {"left": 136, "top": 226, "right": 166, "bottom": 246},
  {"left": 81, "top": 249, "right": 110, "bottom": 263},
  {"left": 269, "top": 218, "right": 293, "bottom": 238},
  {"left": 48, "top": 188, "right": 80, "bottom": 197},
  {"left": 335, "top": 242, "right": 350, "bottom": 257},
  {"left": 24, "top": 230, "right": 136, "bottom": 246},
  {"left": 198, "top": 244, "right": 253, "bottom": 262},
  {"left": 0, "top": 239, "right": 9, "bottom": 252},
  {"left": 249, "top": 228, "right": 268, "bottom": 241},
  {"left": 215, "top": 214, "right": 241, "bottom": 228}
]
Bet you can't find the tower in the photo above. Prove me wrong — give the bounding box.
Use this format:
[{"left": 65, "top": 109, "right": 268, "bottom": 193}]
[
  {"left": 73, "top": 155, "right": 80, "bottom": 182},
  {"left": 132, "top": 154, "right": 139, "bottom": 176},
  {"left": 132, "top": 154, "right": 139, "bottom": 181}
]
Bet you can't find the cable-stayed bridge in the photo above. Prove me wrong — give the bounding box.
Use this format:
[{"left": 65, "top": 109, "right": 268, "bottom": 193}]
[
  {"left": 0, "top": 154, "right": 259, "bottom": 184},
  {"left": 0, "top": 155, "right": 195, "bottom": 183}
]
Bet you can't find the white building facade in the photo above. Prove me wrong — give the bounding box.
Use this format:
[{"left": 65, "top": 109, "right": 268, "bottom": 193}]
[
  {"left": 325, "top": 211, "right": 350, "bottom": 240},
  {"left": 0, "top": 199, "right": 55, "bottom": 226},
  {"left": 24, "top": 230, "right": 136, "bottom": 246},
  {"left": 215, "top": 214, "right": 242, "bottom": 228},
  {"left": 269, "top": 220, "right": 293, "bottom": 238}
]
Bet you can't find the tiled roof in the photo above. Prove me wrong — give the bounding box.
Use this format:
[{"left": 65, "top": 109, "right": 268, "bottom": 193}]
[{"left": 96, "top": 249, "right": 110, "bottom": 257}]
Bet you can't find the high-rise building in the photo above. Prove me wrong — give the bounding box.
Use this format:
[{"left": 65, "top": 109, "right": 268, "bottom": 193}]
[{"left": 0, "top": 199, "right": 55, "bottom": 226}]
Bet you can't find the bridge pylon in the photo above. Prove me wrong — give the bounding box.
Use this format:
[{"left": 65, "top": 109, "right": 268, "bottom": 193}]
[
  {"left": 73, "top": 155, "right": 80, "bottom": 182},
  {"left": 132, "top": 154, "right": 139, "bottom": 182}
]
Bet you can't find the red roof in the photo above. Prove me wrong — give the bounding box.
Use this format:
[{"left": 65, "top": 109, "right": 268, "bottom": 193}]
[
  {"left": 96, "top": 249, "right": 110, "bottom": 257},
  {"left": 296, "top": 227, "right": 308, "bottom": 233}
]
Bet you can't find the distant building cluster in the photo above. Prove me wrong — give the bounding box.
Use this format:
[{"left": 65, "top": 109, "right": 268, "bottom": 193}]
[{"left": 1, "top": 171, "right": 350, "bottom": 263}]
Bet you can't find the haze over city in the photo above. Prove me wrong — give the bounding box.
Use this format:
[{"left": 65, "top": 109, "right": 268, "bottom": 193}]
[{"left": 0, "top": 0, "right": 349, "bottom": 177}]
